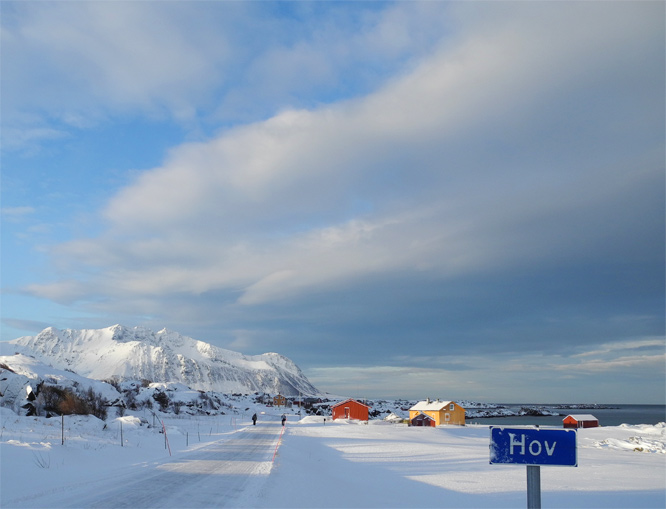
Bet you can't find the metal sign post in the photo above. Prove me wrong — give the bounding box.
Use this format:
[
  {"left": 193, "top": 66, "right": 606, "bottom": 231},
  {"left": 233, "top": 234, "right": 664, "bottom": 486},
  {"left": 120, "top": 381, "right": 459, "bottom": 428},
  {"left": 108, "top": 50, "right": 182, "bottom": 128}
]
[
  {"left": 490, "top": 427, "right": 577, "bottom": 509},
  {"left": 526, "top": 465, "right": 541, "bottom": 509}
]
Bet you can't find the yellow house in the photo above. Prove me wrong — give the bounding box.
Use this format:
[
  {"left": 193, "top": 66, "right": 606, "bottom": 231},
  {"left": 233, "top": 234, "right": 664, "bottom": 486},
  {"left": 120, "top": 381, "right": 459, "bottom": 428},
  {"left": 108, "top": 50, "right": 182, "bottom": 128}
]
[
  {"left": 409, "top": 399, "right": 465, "bottom": 426},
  {"left": 273, "top": 394, "right": 286, "bottom": 407}
]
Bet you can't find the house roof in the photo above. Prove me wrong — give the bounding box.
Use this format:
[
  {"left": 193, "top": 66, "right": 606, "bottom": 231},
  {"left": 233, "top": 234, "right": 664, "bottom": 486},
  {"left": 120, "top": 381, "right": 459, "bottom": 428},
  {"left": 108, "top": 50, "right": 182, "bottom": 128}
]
[
  {"left": 564, "top": 414, "right": 598, "bottom": 421},
  {"left": 331, "top": 398, "right": 370, "bottom": 409},
  {"left": 409, "top": 399, "right": 455, "bottom": 411}
]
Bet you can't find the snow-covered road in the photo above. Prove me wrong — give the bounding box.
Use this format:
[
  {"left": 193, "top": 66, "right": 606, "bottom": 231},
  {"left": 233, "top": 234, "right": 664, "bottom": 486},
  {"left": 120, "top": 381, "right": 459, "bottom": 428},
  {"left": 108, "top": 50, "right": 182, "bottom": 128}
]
[{"left": 6, "top": 421, "right": 283, "bottom": 508}]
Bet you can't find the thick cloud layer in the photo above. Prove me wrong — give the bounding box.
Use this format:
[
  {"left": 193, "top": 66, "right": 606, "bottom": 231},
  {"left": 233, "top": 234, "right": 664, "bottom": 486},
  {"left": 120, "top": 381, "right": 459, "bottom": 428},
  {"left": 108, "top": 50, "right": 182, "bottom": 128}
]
[{"left": 2, "top": 2, "right": 663, "bottom": 402}]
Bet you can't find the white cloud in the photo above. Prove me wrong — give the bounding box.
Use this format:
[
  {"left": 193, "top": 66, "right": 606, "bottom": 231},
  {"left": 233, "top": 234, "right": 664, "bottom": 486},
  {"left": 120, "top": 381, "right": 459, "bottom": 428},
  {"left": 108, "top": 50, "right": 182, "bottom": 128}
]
[
  {"left": 2, "top": 2, "right": 231, "bottom": 119},
  {"left": 307, "top": 343, "right": 666, "bottom": 401},
  {"left": 557, "top": 354, "right": 665, "bottom": 373},
  {"left": 1, "top": 206, "right": 35, "bottom": 219},
  {"left": 2, "top": 2, "right": 455, "bottom": 150},
  {"left": 23, "top": 2, "right": 663, "bottom": 312},
  {"left": 0, "top": 127, "right": 68, "bottom": 152},
  {"left": 23, "top": 279, "right": 89, "bottom": 305},
  {"left": 572, "top": 338, "right": 665, "bottom": 359}
]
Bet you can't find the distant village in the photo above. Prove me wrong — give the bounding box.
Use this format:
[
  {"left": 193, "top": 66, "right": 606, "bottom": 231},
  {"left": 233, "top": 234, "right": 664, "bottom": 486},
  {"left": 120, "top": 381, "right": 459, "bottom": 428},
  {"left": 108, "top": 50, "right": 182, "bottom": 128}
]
[{"left": 264, "top": 394, "right": 599, "bottom": 428}]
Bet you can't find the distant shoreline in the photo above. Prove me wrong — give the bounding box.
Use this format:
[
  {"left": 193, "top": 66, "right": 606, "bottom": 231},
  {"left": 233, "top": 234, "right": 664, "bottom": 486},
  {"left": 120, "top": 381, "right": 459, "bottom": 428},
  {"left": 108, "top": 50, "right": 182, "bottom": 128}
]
[{"left": 464, "top": 403, "right": 665, "bottom": 427}]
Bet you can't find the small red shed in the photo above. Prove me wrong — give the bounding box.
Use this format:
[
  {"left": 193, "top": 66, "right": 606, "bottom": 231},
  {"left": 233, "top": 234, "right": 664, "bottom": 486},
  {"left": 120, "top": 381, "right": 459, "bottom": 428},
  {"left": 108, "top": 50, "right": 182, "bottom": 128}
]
[
  {"left": 410, "top": 412, "right": 436, "bottom": 427},
  {"left": 332, "top": 398, "right": 370, "bottom": 421},
  {"left": 563, "top": 414, "right": 599, "bottom": 428}
]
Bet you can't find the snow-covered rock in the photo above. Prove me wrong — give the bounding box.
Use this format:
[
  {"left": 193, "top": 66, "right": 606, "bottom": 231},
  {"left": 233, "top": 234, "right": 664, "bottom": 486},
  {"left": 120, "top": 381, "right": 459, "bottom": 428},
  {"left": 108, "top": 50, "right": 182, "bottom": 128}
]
[
  {"left": 0, "top": 363, "right": 32, "bottom": 414},
  {"left": 383, "top": 412, "right": 404, "bottom": 422},
  {"left": 0, "top": 353, "right": 123, "bottom": 415}
]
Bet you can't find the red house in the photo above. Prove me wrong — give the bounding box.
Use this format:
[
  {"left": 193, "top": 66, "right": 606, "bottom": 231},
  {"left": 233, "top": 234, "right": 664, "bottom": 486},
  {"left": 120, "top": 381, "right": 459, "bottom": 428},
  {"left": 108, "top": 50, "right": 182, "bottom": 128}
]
[
  {"left": 331, "top": 398, "right": 370, "bottom": 421},
  {"left": 563, "top": 414, "right": 599, "bottom": 428}
]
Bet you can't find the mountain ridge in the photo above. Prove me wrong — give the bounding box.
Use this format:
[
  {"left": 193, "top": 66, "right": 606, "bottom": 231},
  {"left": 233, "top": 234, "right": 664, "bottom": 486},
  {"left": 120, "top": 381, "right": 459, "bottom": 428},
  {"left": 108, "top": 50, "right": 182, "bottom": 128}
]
[{"left": 2, "top": 325, "right": 320, "bottom": 396}]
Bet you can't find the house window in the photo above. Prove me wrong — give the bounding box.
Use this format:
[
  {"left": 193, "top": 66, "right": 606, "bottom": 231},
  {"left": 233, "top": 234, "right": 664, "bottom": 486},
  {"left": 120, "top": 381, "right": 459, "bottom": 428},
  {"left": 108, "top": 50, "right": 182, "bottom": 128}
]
[
  {"left": 450, "top": 404, "right": 455, "bottom": 411},
  {"left": 445, "top": 413, "right": 450, "bottom": 421}
]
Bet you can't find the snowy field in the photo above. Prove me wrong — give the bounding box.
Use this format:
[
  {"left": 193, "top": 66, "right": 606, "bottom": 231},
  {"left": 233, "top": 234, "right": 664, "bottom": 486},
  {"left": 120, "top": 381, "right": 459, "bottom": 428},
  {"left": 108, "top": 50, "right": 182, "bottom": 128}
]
[{"left": 1, "top": 408, "right": 664, "bottom": 508}]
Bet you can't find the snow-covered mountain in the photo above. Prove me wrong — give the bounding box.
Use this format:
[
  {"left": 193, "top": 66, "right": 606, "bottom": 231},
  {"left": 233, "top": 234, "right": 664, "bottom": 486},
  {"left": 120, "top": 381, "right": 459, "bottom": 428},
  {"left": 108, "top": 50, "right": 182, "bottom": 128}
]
[{"left": 2, "top": 325, "right": 320, "bottom": 396}]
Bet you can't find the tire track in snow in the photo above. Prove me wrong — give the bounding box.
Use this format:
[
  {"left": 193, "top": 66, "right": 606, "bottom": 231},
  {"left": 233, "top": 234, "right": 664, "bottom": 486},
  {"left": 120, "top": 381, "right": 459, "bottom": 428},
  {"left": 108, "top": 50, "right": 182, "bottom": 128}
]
[{"left": 8, "top": 422, "right": 283, "bottom": 508}]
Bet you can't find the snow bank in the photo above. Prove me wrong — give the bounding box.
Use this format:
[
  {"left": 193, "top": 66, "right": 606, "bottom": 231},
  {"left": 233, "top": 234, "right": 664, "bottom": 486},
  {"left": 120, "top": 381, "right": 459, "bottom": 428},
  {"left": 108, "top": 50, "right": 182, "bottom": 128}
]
[
  {"left": 589, "top": 422, "right": 666, "bottom": 453},
  {"left": 297, "top": 415, "right": 329, "bottom": 424}
]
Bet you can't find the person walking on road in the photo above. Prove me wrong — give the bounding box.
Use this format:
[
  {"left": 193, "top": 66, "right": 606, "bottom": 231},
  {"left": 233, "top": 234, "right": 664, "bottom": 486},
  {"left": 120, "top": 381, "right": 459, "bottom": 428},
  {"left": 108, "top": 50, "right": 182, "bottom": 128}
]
[
  {"left": 252, "top": 413, "right": 257, "bottom": 425},
  {"left": 281, "top": 414, "right": 286, "bottom": 426}
]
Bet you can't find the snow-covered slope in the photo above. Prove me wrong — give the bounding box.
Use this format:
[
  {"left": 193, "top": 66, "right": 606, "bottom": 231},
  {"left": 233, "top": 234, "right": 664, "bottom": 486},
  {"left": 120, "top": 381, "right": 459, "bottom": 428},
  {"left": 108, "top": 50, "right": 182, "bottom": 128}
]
[
  {"left": 1, "top": 325, "right": 319, "bottom": 396},
  {"left": 0, "top": 353, "right": 122, "bottom": 413}
]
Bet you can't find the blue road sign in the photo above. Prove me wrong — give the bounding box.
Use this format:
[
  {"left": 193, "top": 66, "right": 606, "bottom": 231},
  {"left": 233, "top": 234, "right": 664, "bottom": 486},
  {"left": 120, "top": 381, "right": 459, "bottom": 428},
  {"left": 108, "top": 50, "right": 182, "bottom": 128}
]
[{"left": 490, "top": 427, "right": 577, "bottom": 467}]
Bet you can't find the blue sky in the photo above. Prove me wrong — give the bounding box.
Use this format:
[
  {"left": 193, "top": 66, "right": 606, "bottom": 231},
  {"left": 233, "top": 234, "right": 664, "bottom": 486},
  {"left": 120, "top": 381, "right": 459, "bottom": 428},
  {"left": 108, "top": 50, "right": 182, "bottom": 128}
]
[{"left": 1, "top": 1, "right": 664, "bottom": 404}]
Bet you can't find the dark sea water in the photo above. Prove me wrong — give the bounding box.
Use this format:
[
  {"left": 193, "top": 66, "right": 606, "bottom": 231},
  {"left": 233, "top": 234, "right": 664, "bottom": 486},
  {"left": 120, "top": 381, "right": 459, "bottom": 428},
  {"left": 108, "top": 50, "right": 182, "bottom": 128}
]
[{"left": 468, "top": 404, "right": 666, "bottom": 427}]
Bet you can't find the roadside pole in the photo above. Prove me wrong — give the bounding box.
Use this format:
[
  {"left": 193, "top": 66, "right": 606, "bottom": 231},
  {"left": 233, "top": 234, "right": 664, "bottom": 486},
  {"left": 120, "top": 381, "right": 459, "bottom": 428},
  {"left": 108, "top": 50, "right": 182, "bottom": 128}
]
[{"left": 161, "top": 419, "right": 172, "bottom": 456}]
